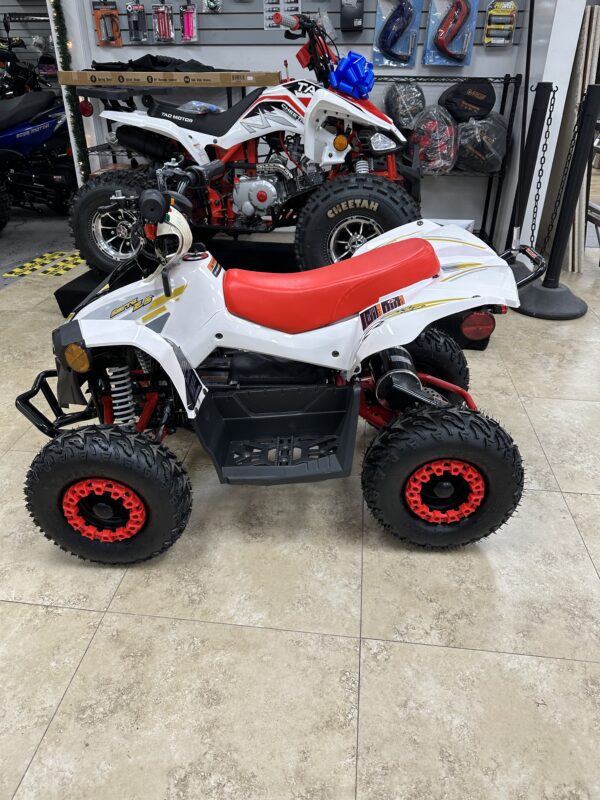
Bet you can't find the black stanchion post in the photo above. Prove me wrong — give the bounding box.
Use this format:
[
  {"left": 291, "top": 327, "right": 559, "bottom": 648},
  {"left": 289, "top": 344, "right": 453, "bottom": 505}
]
[
  {"left": 516, "top": 84, "right": 600, "bottom": 320},
  {"left": 506, "top": 82, "right": 553, "bottom": 250}
]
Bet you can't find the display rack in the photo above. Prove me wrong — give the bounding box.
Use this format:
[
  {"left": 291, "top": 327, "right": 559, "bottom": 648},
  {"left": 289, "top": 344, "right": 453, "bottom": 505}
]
[
  {"left": 59, "top": 68, "right": 281, "bottom": 109},
  {"left": 374, "top": 73, "right": 522, "bottom": 249}
]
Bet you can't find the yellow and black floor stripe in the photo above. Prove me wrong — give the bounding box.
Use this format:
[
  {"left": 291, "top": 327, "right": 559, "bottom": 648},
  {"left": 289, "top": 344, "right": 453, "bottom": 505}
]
[{"left": 3, "top": 250, "right": 85, "bottom": 279}]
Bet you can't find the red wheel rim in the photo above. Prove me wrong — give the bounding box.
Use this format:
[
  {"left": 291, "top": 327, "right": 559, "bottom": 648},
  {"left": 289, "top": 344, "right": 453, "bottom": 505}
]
[
  {"left": 404, "top": 459, "right": 486, "bottom": 524},
  {"left": 62, "top": 478, "right": 147, "bottom": 543}
]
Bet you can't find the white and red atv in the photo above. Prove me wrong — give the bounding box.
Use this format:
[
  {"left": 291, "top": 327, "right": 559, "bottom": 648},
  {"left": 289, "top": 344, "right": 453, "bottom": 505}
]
[
  {"left": 71, "top": 12, "right": 421, "bottom": 275},
  {"left": 17, "top": 177, "right": 547, "bottom": 564}
]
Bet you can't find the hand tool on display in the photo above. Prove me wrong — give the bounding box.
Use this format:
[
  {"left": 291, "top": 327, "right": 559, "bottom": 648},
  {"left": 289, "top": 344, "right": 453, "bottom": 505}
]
[{"left": 434, "top": 0, "right": 471, "bottom": 62}]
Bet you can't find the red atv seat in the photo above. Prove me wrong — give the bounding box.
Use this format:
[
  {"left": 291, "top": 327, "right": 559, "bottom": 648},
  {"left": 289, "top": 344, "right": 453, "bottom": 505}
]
[{"left": 223, "top": 238, "right": 440, "bottom": 334}]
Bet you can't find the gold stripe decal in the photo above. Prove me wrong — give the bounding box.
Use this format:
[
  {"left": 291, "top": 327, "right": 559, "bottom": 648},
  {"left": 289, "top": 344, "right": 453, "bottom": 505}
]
[
  {"left": 144, "top": 284, "right": 186, "bottom": 313},
  {"left": 141, "top": 306, "right": 168, "bottom": 323},
  {"left": 423, "top": 237, "right": 489, "bottom": 251},
  {"left": 441, "top": 267, "right": 490, "bottom": 283}
]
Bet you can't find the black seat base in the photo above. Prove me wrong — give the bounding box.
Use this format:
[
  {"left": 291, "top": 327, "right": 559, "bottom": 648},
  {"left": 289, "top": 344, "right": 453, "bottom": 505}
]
[
  {"left": 0, "top": 92, "right": 56, "bottom": 132},
  {"left": 145, "top": 88, "right": 263, "bottom": 138}
]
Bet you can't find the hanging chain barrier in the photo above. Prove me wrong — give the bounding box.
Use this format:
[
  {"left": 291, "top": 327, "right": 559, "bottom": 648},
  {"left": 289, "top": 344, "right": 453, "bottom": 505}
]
[
  {"left": 532, "top": 87, "right": 588, "bottom": 253},
  {"left": 528, "top": 84, "right": 557, "bottom": 247}
]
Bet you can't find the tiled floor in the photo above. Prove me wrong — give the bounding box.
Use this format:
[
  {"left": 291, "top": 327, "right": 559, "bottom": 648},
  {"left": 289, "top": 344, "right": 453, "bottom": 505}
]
[{"left": 1, "top": 251, "right": 600, "bottom": 799}]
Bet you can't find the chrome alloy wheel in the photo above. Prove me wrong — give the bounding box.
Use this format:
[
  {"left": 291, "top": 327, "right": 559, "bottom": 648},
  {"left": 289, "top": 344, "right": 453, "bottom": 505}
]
[
  {"left": 91, "top": 207, "right": 143, "bottom": 262},
  {"left": 326, "top": 215, "right": 384, "bottom": 262}
]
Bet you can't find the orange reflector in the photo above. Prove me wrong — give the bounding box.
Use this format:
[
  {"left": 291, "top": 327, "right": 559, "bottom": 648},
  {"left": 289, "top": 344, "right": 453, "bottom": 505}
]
[
  {"left": 333, "top": 134, "right": 349, "bottom": 152},
  {"left": 64, "top": 343, "right": 91, "bottom": 374},
  {"left": 144, "top": 223, "right": 158, "bottom": 241}
]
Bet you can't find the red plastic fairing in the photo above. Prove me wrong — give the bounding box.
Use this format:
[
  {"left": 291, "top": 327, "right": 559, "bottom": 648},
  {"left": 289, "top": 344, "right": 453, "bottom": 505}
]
[{"left": 223, "top": 239, "right": 439, "bottom": 334}]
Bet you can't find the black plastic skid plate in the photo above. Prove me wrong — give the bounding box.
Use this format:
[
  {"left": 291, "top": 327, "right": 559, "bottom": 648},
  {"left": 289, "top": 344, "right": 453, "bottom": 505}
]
[{"left": 193, "top": 384, "right": 360, "bottom": 485}]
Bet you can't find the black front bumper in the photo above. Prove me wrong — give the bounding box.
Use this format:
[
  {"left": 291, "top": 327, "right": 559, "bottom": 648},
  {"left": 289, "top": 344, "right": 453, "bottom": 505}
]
[{"left": 15, "top": 369, "right": 96, "bottom": 438}]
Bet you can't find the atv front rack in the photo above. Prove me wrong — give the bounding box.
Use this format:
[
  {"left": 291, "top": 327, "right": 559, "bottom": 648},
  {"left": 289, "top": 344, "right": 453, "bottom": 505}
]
[{"left": 15, "top": 370, "right": 96, "bottom": 438}]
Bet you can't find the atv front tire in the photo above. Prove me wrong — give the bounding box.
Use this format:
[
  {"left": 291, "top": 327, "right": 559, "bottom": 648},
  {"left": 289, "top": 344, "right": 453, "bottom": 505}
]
[
  {"left": 0, "top": 182, "right": 10, "bottom": 234},
  {"left": 362, "top": 407, "right": 523, "bottom": 548},
  {"left": 70, "top": 168, "right": 155, "bottom": 275},
  {"left": 295, "top": 174, "right": 420, "bottom": 270},
  {"left": 25, "top": 426, "right": 192, "bottom": 564}
]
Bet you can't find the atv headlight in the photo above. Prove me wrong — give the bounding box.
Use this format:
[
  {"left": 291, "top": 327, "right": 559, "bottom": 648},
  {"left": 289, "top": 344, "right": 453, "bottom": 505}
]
[{"left": 370, "top": 132, "right": 398, "bottom": 152}]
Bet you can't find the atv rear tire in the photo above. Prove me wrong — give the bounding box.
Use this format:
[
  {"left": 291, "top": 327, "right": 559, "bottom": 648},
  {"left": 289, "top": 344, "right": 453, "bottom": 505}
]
[
  {"left": 295, "top": 174, "right": 420, "bottom": 270},
  {"left": 70, "top": 168, "right": 155, "bottom": 275},
  {"left": 405, "top": 327, "right": 470, "bottom": 401},
  {"left": 0, "top": 183, "right": 10, "bottom": 234},
  {"left": 362, "top": 407, "right": 523, "bottom": 548}
]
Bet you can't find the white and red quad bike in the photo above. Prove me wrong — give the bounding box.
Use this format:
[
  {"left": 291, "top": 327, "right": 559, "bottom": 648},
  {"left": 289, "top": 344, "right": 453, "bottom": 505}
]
[
  {"left": 72, "top": 12, "right": 420, "bottom": 275},
  {"left": 17, "top": 183, "right": 547, "bottom": 564}
]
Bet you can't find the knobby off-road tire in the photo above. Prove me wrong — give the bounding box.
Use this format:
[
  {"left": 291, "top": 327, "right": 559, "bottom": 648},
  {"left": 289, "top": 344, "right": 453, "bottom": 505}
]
[
  {"left": 362, "top": 407, "right": 523, "bottom": 548},
  {"left": 25, "top": 426, "right": 193, "bottom": 564},
  {"left": 0, "top": 182, "right": 10, "bottom": 234},
  {"left": 405, "top": 327, "right": 470, "bottom": 401},
  {"left": 70, "top": 167, "right": 155, "bottom": 275},
  {"left": 294, "top": 174, "right": 421, "bottom": 270}
]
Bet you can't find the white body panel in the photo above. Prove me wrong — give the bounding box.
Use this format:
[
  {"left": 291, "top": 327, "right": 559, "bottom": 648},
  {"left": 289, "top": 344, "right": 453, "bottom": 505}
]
[
  {"left": 71, "top": 213, "right": 519, "bottom": 419},
  {"left": 100, "top": 80, "right": 403, "bottom": 169}
]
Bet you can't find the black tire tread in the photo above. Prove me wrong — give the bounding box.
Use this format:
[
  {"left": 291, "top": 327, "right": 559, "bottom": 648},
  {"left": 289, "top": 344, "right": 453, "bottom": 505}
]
[
  {"left": 362, "top": 406, "right": 523, "bottom": 548},
  {"left": 25, "top": 425, "right": 192, "bottom": 565},
  {"left": 294, "top": 173, "right": 421, "bottom": 270},
  {"left": 406, "top": 327, "right": 470, "bottom": 390}
]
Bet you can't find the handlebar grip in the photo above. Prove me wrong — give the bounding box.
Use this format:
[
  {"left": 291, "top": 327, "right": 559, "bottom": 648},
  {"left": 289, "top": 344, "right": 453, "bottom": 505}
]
[{"left": 272, "top": 11, "right": 299, "bottom": 30}]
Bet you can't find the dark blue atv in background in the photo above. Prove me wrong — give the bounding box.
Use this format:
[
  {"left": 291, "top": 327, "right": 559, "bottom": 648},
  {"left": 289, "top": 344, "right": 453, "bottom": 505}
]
[{"left": 0, "top": 14, "right": 77, "bottom": 233}]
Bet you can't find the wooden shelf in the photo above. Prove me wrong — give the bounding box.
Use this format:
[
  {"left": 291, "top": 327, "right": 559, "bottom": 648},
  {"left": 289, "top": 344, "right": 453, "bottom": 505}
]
[{"left": 58, "top": 70, "right": 281, "bottom": 89}]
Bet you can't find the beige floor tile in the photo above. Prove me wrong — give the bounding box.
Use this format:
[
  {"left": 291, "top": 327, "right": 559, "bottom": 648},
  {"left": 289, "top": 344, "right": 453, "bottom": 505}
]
[
  {"left": 564, "top": 265, "right": 600, "bottom": 315},
  {"left": 361, "top": 491, "right": 600, "bottom": 660},
  {"left": 563, "top": 493, "right": 600, "bottom": 575},
  {"left": 0, "top": 602, "right": 100, "bottom": 800},
  {"left": 15, "top": 613, "right": 358, "bottom": 800},
  {"left": 522, "top": 397, "right": 600, "bottom": 494},
  {"left": 0, "top": 451, "right": 126, "bottom": 610},
  {"left": 496, "top": 338, "right": 600, "bottom": 401},
  {"left": 111, "top": 473, "right": 363, "bottom": 636},
  {"left": 466, "top": 348, "right": 518, "bottom": 399},
  {"left": 495, "top": 303, "right": 600, "bottom": 342},
  {"left": 357, "top": 639, "right": 600, "bottom": 800},
  {"left": 0, "top": 279, "right": 59, "bottom": 313},
  {"left": 476, "top": 392, "right": 559, "bottom": 491},
  {"left": 0, "top": 401, "right": 31, "bottom": 455}
]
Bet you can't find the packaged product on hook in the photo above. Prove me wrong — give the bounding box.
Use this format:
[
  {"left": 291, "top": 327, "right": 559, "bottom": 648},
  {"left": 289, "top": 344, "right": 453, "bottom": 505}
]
[
  {"left": 92, "top": 1, "right": 122, "bottom": 47},
  {"left": 180, "top": 5, "right": 198, "bottom": 39},
  {"left": 153, "top": 4, "right": 175, "bottom": 42},
  {"left": 410, "top": 105, "right": 458, "bottom": 174},
  {"left": 423, "top": 0, "right": 478, "bottom": 67},
  {"left": 373, "top": 0, "right": 422, "bottom": 68},
  {"left": 200, "top": 0, "right": 223, "bottom": 12},
  {"left": 126, "top": 3, "right": 148, "bottom": 43},
  {"left": 483, "top": 1, "right": 518, "bottom": 47}
]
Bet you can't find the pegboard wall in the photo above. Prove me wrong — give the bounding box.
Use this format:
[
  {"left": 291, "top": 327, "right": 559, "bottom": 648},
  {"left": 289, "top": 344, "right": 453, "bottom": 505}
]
[
  {"left": 82, "top": 0, "right": 525, "bottom": 50},
  {"left": 71, "top": 0, "right": 529, "bottom": 80}
]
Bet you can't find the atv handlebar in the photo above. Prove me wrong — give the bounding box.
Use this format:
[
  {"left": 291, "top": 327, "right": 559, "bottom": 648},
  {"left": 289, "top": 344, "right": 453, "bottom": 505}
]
[{"left": 272, "top": 11, "right": 300, "bottom": 30}]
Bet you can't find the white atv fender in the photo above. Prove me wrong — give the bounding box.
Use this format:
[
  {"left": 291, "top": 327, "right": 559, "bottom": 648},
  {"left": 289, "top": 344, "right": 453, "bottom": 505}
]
[{"left": 303, "top": 88, "right": 405, "bottom": 165}]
